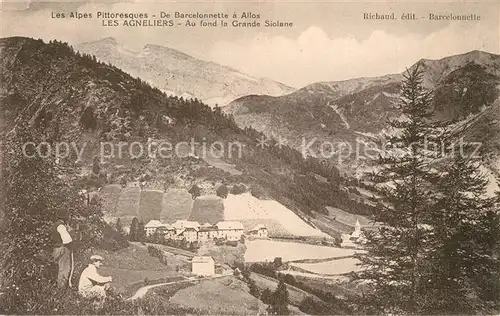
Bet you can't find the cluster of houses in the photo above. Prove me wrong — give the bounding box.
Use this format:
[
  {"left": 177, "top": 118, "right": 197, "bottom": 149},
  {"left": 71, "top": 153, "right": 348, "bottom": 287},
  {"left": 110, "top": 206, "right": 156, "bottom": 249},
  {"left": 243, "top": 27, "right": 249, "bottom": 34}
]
[{"left": 144, "top": 219, "right": 268, "bottom": 242}]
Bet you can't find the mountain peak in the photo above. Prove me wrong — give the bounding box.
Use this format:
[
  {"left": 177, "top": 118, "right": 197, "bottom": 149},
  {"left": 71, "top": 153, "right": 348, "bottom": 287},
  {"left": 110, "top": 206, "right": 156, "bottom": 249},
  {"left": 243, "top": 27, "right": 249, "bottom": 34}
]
[
  {"left": 142, "top": 44, "right": 193, "bottom": 60},
  {"left": 416, "top": 50, "right": 500, "bottom": 67},
  {"left": 96, "top": 37, "right": 118, "bottom": 45}
]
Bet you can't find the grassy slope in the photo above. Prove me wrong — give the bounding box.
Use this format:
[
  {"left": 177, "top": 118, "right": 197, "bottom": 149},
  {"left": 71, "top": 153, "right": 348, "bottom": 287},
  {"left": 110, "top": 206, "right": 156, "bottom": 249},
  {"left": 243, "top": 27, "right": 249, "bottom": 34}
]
[
  {"left": 139, "top": 190, "right": 163, "bottom": 223},
  {"left": 188, "top": 195, "right": 224, "bottom": 224},
  {"left": 115, "top": 186, "right": 140, "bottom": 226},
  {"left": 100, "top": 184, "right": 121, "bottom": 215},
  {"left": 90, "top": 243, "right": 188, "bottom": 293},
  {"left": 249, "top": 273, "right": 324, "bottom": 307},
  {"left": 161, "top": 188, "right": 193, "bottom": 222},
  {"left": 169, "top": 276, "right": 267, "bottom": 315}
]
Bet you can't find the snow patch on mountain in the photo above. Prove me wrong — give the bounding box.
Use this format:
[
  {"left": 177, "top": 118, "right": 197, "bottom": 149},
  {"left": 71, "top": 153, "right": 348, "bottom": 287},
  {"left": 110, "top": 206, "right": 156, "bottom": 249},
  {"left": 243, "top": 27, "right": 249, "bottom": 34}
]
[{"left": 328, "top": 103, "right": 350, "bottom": 129}]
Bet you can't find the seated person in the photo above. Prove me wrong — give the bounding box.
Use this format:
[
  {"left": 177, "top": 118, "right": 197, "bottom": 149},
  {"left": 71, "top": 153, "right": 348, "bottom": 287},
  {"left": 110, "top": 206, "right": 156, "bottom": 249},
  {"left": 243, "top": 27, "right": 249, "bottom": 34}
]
[{"left": 78, "top": 255, "right": 113, "bottom": 299}]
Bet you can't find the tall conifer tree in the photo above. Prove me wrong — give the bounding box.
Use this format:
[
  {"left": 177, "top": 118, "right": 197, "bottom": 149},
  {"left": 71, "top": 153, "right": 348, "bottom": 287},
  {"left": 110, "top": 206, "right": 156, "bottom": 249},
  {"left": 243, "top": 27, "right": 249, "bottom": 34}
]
[{"left": 356, "top": 65, "right": 444, "bottom": 313}]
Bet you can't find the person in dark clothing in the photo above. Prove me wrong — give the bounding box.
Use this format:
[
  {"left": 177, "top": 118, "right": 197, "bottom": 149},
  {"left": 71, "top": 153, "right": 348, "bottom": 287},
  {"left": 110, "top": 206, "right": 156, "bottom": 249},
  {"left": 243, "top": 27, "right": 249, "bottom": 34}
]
[{"left": 51, "top": 209, "right": 73, "bottom": 288}]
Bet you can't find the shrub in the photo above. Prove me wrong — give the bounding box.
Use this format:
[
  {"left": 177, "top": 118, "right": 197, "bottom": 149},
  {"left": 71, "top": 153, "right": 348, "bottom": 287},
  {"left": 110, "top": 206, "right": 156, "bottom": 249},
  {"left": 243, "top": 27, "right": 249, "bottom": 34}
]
[
  {"left": 230, "top": 183, "right": 246, "bottom": 195},
  {"left": 250, "top": 184, "right": 265, "bottom": 198},
  {"left": 283, "top": 274, "right": 296, "bottom": 286},
  {"left": 188, "top": 185, "right": 201, "bottom": 199},
  {"left": 216, "top": 184, "right": 229, "bottom": 198},
  {"left": 249, "top": 279, "right": 260, "bottom": 298},
  {"left": 260, "top": 288, "right": 273, "bottom": 304}
]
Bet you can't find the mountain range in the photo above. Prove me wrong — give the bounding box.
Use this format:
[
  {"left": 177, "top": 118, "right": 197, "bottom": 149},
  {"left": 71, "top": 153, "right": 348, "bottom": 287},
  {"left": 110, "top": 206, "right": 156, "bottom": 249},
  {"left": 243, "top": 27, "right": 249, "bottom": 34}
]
[
  {"left": 224, "top": 50, "right": 500, "bottom": 178},
  {"left": 76, "top": 37, "right": 295, "bottom": 107}
]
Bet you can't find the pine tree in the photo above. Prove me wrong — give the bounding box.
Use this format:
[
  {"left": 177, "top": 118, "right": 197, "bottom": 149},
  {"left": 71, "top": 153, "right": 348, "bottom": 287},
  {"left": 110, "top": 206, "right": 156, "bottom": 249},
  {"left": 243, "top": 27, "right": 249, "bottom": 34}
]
[
  {"left": 188, "top": 184, "right": 201, "bottom": 200},
  {"left": 268, "top": 280, "right": 290, "bottom": 315},
  {"left": 137, "top": 220, "right": 146, "bottom": 242},
  {"left": 355, "top": 65, "right": 445, "bottom": 314},
  {"left": 115, "top": 218, "right": 124, "bottom": 236},
  {"left": 426, "top": 152, "right": 500, "bottom": 313},
  {"left": 129, "top": 217, "right": 139, "bottom": 241}
]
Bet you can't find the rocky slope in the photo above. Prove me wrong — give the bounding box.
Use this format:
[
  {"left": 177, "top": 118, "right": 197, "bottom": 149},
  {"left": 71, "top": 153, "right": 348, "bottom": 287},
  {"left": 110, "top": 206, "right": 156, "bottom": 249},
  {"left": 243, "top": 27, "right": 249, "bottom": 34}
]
[{"left": 76, "top": 37, "right": 295, "bottom": 107}]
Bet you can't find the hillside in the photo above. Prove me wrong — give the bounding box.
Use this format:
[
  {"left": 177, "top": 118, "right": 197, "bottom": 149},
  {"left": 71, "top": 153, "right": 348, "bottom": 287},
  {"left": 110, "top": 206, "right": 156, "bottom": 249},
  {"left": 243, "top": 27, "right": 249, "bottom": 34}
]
[
  {"left": 99, "top": 187, "right": 330, "bottom": 238},
  {"left": 224, "top": 51, "right": 500, "bottom": 176},
  {"left": 1, "top": 36, "right": 378, "bottom": 240},
  {"left": 76, "top": 37, "right": 295, "bottom": 107}
]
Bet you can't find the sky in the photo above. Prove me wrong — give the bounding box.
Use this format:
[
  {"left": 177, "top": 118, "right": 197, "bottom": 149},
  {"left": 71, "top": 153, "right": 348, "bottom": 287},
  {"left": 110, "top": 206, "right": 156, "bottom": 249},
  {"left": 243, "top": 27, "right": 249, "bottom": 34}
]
[{"left": 1, "top": 0, "right": 499, "bottom": 88}]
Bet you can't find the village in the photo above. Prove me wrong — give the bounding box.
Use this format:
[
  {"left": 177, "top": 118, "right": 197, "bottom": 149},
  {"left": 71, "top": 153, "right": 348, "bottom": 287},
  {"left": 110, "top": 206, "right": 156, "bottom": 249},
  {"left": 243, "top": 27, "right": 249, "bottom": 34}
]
[
  {"left": 144, "top": 219, "right": 269, "bottom": 242},
  {"left": 139, "top": 216, "right": 369, "bottom": 278}
]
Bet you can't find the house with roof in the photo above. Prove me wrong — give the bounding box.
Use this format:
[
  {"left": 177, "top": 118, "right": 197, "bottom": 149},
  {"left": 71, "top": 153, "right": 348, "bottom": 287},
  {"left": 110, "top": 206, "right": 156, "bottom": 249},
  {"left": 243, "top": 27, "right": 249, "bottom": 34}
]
[
  {"left": 216, "top": 221, "right": 244, "bottom": 241},
  {"left": 248, "top": 224, "right": 268, "bottom": 238},
  {"left": 172, "top": 220, "right": 200, "bottom": 233},
  {"left": 145, "top": 220, "right": 164, "bottom": 237},
  {"left": 176, "top": 226, "right": 199, "bottom": 242},
  {"left": 157, "top": 225, "right": 176, "bottom": 239},
  {"left": 191, "top": 256, "right": 215, "bottom": 276},
  {"left": 198, "top": 225, "right": 218, "bottom": 241},
  {"left": 143, "top": 219, "right": 246, "bottom": 243}
]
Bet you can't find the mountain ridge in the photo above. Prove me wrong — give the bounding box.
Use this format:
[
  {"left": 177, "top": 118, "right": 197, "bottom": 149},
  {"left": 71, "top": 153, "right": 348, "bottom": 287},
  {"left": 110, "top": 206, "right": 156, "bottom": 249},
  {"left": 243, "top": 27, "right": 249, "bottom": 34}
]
[
  {"left": 76, "top": 37, "right": 295, "bottom": 107},
  {"left": 224, "top": 50, "right": 500, "bottom": 176}
]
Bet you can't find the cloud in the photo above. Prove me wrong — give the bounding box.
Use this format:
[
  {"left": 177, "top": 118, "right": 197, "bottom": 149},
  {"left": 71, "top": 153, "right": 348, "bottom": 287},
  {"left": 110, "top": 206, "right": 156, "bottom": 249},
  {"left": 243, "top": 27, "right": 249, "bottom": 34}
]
[{"left": 208, "top": 22, "right": 499, "bottom": 88}]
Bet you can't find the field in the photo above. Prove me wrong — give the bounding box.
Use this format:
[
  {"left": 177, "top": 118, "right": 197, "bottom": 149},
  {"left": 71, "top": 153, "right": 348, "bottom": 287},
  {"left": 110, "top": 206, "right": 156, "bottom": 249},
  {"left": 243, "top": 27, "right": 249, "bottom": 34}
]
[
  {"left": 99, "top": 186, "right": 193, "bottom": 225},
  {"left": 115, "top": 186, "right": 140, "bottom": 217},
  {"left": 100, "top": 184, "right": 121, "bottom": 215},
  {"left": 325, "top": 206, "right": 372, "bottom": 227},
  {"left": 188, "top": 195, "right": 224, "bottom": 224},
  {"left": 224, "top": 193, "right": 328, "bottom": 238},
  {"left": 139, "top": 190, "right": 163, "bottom": 223},
  {"left": 289, "top": 257, "right": 363, "bottom": 276},
  {"left": 169, "top": 276, "right": 266, "bottom": 315},
  {"left": 245, "top": 240, "right": 360, "bottom": 262},
  {"left": 310, "top": 215, "right": 349, "bottom": 238},
  {"left": 100, "top": 187, "right": 344, "bottom": 241},
  {"left": 161, "top": 188, "right": 193, "bottom": 222}
]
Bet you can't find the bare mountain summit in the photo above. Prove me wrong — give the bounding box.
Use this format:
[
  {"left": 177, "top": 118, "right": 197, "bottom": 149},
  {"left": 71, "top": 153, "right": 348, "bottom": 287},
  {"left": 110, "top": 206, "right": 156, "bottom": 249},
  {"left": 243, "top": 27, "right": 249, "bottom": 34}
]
[{"left": 76, "top": 37, "right": 295, "bottom": 107}]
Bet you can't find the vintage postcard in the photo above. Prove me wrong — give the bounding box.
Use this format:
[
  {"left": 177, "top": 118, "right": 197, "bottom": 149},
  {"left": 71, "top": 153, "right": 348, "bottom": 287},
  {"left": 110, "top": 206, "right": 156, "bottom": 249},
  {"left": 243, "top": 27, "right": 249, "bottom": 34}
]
[{"left": 1, "top": 0, "right": 500, "bottom": 315}]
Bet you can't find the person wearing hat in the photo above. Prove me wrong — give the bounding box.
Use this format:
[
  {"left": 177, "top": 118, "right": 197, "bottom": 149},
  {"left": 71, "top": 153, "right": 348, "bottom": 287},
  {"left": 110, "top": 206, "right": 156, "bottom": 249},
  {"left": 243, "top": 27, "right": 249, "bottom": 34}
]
[
  {"left": 51, "top": 209, "right": 73, "bottom": 288},
  {"left": 78, "top": 255, "right": 113, "bottom": 299}
]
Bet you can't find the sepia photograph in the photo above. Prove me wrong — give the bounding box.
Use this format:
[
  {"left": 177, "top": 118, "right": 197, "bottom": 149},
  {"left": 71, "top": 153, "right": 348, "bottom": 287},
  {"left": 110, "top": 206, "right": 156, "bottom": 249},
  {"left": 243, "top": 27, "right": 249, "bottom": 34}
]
[{"left": 1, "top": 0, "right": 499, "bottom": 314}]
